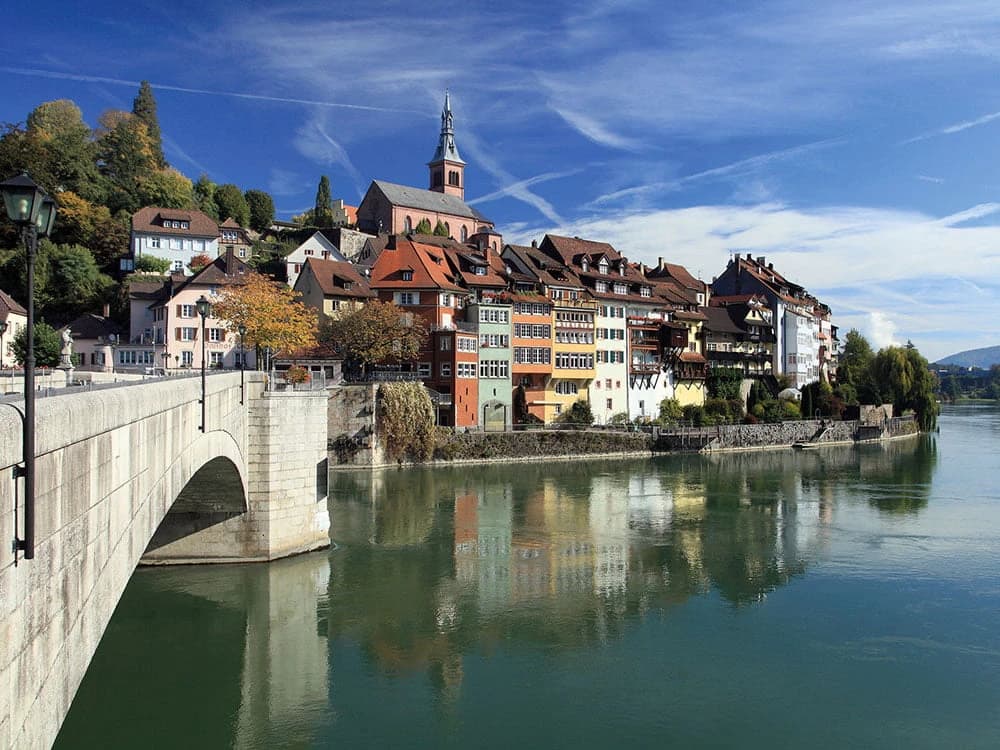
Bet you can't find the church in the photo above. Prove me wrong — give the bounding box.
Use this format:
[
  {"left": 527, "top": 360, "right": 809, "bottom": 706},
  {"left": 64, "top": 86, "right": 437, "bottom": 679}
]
[{"left": 355, "top": 93, "right": 499, "bottom": 246}]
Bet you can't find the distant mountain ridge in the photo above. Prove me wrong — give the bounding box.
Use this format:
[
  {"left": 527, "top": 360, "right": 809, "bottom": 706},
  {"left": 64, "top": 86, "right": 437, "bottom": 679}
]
[{"left": 936, "top": 345, "right": 1000, "bottom": 369}]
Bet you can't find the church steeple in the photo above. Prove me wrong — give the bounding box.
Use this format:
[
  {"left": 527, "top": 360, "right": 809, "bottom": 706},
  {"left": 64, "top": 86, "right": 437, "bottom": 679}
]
[{"left": 428, "top": 91, "right": 465, "bottom": 199}]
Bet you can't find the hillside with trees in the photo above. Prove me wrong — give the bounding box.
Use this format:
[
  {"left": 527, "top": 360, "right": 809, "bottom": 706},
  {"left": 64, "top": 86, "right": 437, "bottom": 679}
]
[{"left": 0, "top": 83, "right": 280, "bottom": 329}]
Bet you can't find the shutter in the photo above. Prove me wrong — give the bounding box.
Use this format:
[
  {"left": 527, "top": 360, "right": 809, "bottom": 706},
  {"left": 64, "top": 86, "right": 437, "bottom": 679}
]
[
  {"left": 175, "top": 327, "right": 181, "bottom": 341},
  {"left": 219, "top": 329, "right": 226, "bottom": 341},
  {"left": 176, "top": 304, "right": 182, "bottom": 317}
]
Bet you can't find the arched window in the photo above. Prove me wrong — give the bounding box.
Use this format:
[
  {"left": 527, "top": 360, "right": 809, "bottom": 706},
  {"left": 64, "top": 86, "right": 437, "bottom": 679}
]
[
  {"left": 448, "top": 170, "right": 460, "bottom": 186},
  {"left": 432, "top": 170, "right": 443, "bottom": 188},
  {"left": 460, "top": 225, "right": 468, "bottom": 242},
  {"left": 444, "top": 222, "right": 450, "bottom": 236},
  {"left": 404, "top": 216, "right": 412, "bottom": 232}
]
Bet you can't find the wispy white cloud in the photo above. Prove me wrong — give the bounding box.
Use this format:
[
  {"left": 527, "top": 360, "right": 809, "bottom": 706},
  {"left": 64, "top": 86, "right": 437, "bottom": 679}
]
[
  {"left": 508, "top": 199, "right": 1000, "bottom": 360},
  {"left": 269, "top": 169, "right": 309, "bottom": 197},
  {"left": 0, "top": 66, "right": 423, "bottom": 114},
  {"left": 469, "top": 169, "right": 581, "bottom": 205},
  {"left": 162, "top": 134, "right": 211, "bottom": 177},
  {"left": 293, "top": 113, "right": 365, "bottom": 198},
  {"left": 547, "top": 104, "right": 645, "bottom": 152},
  {"left": 590, "top": 138, "right": 844, "bottom": 206},
  {"left": 917, "top": 174, "right": 945, "bottom": 184},
  {"left": 901, "top": 109, "right": 1000, "bottom": 144}
]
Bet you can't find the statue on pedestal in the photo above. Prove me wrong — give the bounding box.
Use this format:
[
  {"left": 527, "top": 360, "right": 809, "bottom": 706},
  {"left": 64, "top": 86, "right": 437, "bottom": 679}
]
[{"left": 59, "top": 327, "right": 75, "bottom": 371}]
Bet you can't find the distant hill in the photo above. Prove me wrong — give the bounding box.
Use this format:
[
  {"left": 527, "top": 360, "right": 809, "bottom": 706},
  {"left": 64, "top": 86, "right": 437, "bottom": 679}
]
[{"left": 936, "top": 345, "right": 1000, "bottom": 369}]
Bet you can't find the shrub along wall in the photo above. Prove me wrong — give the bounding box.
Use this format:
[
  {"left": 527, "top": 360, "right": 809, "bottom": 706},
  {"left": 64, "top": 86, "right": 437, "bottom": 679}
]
[{"left": 432, "top": 429, "right": 653, "bottom": 462}]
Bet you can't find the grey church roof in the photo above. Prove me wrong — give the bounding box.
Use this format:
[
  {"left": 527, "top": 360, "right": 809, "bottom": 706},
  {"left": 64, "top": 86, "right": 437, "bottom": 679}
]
[
  {"left": 372, "top": 180, "right": 492, "bottom": 224},
  {"left": 429, "top": 91, "right": 465, "bottom": 165}
]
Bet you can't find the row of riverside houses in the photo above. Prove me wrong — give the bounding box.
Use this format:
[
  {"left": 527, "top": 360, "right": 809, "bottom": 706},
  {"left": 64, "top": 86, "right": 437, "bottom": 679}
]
[{"left": 51, "top": 93, "right": 835, "bottom": 424}]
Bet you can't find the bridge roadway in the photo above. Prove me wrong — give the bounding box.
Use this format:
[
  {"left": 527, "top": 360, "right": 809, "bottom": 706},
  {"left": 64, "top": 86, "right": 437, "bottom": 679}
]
[{"left": 0, "top": 372, "right": 330, "bottom": 749}]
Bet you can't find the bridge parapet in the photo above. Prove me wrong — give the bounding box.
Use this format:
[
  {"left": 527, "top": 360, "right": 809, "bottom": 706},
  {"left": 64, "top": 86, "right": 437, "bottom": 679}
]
[{"left": 1, "top": 373, "right": 330, "bottom": 749}]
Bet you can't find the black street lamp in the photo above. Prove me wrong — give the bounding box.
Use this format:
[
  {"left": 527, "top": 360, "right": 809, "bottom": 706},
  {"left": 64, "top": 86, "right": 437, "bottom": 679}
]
[
  {"left": 1, "top": 172, "right": 57, "bottom": 561},
  {"left": 238, "top": 323, "right": 247, "bottom": 405},
  {"left": 107, "top": 333, "right": 117, "bottom": 375},
  {"left": 0, "top": 319, "right": 7, "bottom": 369},
  {"left": 196, "top": 295, "right": 211, "bottom": 432}
]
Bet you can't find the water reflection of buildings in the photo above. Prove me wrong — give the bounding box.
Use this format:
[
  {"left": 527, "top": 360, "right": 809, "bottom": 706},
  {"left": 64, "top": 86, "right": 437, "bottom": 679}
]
[{"left": 323, "top": 438, "right": 931, "bottom": 708}]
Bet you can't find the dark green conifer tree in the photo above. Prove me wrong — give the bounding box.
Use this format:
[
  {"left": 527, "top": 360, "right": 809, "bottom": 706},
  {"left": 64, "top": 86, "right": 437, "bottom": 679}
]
[{"left": 132, "top": 81, "right": 166, "bottom": 168}]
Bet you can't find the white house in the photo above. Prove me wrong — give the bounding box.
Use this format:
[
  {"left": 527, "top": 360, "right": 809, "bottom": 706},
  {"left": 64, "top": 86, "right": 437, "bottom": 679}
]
[
  {"left": 285, "top": 231, "right": 348, "bottom": 289},
  {"left": 128, "top": 207, "right": 220, "bottom": 274}
]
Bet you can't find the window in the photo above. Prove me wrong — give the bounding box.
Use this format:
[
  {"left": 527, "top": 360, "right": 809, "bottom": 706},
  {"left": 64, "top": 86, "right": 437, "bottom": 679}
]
[
  {"left": 595, "top": 281, "right": 608, "bottom": 293},
  {"left": 305, "top": 248, "right": 315, "bottom": 255},
  {"left": 479, "top": 308, "right": 509, "bottom": 324},
  {"left": 460, "top": 226, "right": 468, "bottom": 242},
  {"left": 440, "top": 337, "right": 452, "bottom": 351},
  {"left": 641, "top": 287, "right": 651, "bottom": 297},
  {"left": 418, "top": 362, "right": 431, "bottom": 377},
  {"left": 555, "top": 352, "right": 594, "bottom": 369},
  {"left": 440, "top": 362, "right": 452, "bottom": 377},
  {"left": 397, "top": 292, "right": 416, "bottom": 305},
  {"left": 182, "top": 351, "right": 193, "bottom": 367},
  {"left": 479, "top": 333, "right": 508, "bottom": 348},
  {"left": 180, "top": 304, "right": 195, "bottom": 318},
  {"left": 479, "top": 360, "right": 509, "bottom": 379},
  {"left": 404, "top": 216, "right": 413, "bottom": 232},
  {"left": 150, "top": 237, "right": 161, "bottom": 248},
  {"left": 520, "top": 375, "right": 532, "bottom": 387},
  {"left": 117, "top": 350, "right": 155, "bottom": 365},
  {"left": 457, "top": 363, "right": 477, "bottom": 378},
  {"left": 606, "top": 399, "right": 613, "bottom": 410},
  {"left": 554, "top": 381, "right": 578, "bottom": 395},
  {"left": 598, "top": 259, "right": 609, "bottom": 274},
  {"left": 209, "top": 328, "right": 222, "bottom": 342},
  {"left": 457, "top": 336, "right": 477, "bottom": 352},
  {"left": 180, "top": 327, "right": 196, "bottom": 341},
  {"left": 181, "top": 221, "right": 189, "bottom": 229},
  {"left": 513, "top": 347, "right": 551, "bottom": 364},
  {"left": 613, "top": 283, "right": 628, "bottom": 295},
  {"left": 474, "top": 266, "right": 486, "bottom": 276},
  {"left": 448, "top": 170, "right": 461, "bottom": 186},
  {"left": 514, "top": 323, "right": 550, "bottom": 339},
  {"left": 173, "top": 260, "right": 184, "bottom": 271},
  {"left": 401, "top": 270, "right": 413, "bottom": 281},
  {"left": 238, "top": 248, "right": 247, "bottom": 258},
  {"left": 209, "top": 351, "right": 224, "bottom": 367}
]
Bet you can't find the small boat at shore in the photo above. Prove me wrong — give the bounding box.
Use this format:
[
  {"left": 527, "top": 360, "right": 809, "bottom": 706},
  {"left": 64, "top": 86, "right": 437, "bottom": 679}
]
[{"left": 792, "top": 442, "right": 819, "bottom": 450}]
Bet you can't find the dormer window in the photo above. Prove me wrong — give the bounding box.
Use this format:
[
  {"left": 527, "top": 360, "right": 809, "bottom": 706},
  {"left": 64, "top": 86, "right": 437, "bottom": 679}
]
[
  {"left": 401, "top": 270, "right": 413, "bottom": 281},
  {"left": 343, "top": 281, "right": 353, "bottom": 291},
  {"left": 613, "top": 283, "right": 627, "bottom": 295},
  {"left": 598, "top": 259, "right": 609, "bottom": 274},
  {"left": 474, "top": 266, "right": 486, "bottom": 276},
  {"left": 581, "top": 258, "right": 589, "bottom": 272},
  {"left": 641, "top": 286, "right": 651, "bottom": 297},
  {"left": 181, "top": 222, "right": 189, "bottom": 229}
]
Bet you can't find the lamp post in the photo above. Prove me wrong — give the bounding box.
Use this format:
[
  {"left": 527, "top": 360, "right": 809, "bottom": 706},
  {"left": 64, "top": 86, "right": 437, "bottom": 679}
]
[
  {"left": 1, "top": 172, "right": 57, "bottom": 561},
  {"left": 107, "top": 333, "right": 117, "bottom": 375},
  {"left": 238, "top": 323, "right": 246, "bottom": 405},
  {"left": 0, "top": 319, "right": 7, "bottom": 370},
  {"left": 196, "top": 295, "right": 211, "bottom": 432}
]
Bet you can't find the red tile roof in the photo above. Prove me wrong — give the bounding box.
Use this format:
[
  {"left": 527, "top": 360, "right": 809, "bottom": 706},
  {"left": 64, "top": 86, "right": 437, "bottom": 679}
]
[
  {"left": 131, "top": 206, "right": 219, "bottom": 238},
  {"left": 540, "top": 234, "right": 621, "bottom": 265},
  {"left": 369, "top": 238, "right": 465, "bottom": 292},
  {"left": 0, "top": 288, "right": 27, "bottom": 317},
  {"left": 298, "top": 258, "right": 375, "bottom": 299}
]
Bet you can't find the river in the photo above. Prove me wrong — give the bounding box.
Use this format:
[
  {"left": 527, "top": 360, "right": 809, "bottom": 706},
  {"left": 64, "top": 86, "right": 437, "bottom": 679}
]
[{"left": 54, "top": 404, "right": 1000, "bottom": 749}]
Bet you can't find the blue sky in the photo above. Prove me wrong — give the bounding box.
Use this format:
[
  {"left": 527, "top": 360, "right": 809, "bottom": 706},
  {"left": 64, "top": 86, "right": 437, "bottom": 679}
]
[{"left": 4, "top": 0, "right": 1000, "bottom": 361}]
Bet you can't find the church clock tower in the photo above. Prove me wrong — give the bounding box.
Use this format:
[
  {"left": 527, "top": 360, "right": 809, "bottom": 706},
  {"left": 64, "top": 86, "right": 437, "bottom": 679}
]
[{"left": 428, "top": 92, "right": 466, "bottom": 200}]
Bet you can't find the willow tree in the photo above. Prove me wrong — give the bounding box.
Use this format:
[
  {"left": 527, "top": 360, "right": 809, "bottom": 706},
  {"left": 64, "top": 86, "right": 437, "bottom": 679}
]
[
  {"left": 211, "top": 272, "right": 317, "bottom": 369},
  {"left": 871, "top": 344, "right": 939, "bottom": 430}
]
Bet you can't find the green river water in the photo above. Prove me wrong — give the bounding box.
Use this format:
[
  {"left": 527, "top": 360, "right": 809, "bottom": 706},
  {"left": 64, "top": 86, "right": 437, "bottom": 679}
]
[{"left": 55, "top": 404, "right": 1000, "bottom": 749}]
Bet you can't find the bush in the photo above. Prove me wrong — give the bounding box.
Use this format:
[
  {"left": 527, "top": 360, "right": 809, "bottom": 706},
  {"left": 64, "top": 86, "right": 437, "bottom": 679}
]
[
  {"left": 558, "top": 399, "right": 593, "bottom": 427},
  {"left": 609, "top": 411, "right": 629, "bottom": 426},
  {"left": 707, "top": 368, "right": 743, "bottom": 400},
  {"left": 377, "top": 382, "right": 435, "bottom": 461},
  {"left": 782, "top": 401, "right": 802, "bottom": 420},
  {"left": 682, "top": 404, "right": 706, "bottom": 426},
  {"left": 285, "top": 365, "right": 310, "bottom": 384},
  {"left": 658, "top": 397, "right": 683, "bottom": 423}
]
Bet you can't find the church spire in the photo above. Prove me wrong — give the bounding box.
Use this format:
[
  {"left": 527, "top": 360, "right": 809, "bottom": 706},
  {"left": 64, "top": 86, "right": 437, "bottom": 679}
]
[{"left": 428, "top": 91, "right": 466, "bottom": 199}]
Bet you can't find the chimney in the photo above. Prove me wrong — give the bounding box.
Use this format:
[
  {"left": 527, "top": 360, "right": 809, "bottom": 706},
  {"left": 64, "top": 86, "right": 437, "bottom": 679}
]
[
  {"left": 768, "top": 262, "right": 774, "bottom": 270},
  {"left": 658, "top": 256, "right": 665, "bottom": 270},
  {"left": 531, "top": 239, "right": 538, "bottom": 248},
  {"left": 756, "top": 256, "right": 765, "bottom": 265},
  {"left": 746, "top": 253, "right": 752, "bottom": 261},
  {"left": 102, "top": 303, "right": 110, "bottom": 318}
]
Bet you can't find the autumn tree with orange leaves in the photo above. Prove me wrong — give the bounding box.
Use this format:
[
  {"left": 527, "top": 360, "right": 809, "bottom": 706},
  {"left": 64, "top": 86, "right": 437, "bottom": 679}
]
[
  {"left": 211, "top": 272, "right": 317, "bottom": 368},
  {"left": 323, "top": 299, "right": 426, "bottom": 376}
]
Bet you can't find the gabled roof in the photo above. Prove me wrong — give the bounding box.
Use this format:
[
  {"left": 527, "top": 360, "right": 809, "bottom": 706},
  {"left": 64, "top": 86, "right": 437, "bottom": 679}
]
[
  {"left": 287, "top": 231, "right": 346, "bottom": 261},
  {"left": 295, "top": 258, "right": 375, "bottom": 300},
  {"left": 369, "top": 238, "right": 465, "bottom": 293},
  {"left": 702, "top": 306, "right": 743, "bottom": 336},
  {"left": 371, "top": 180, "right": 492, "bottom": 224},
  {"left": 0, "top": 288, "right": 27, "bottom": 318},
  {"left": 131, "top": 206, "right": 219, "bottom": 238},
  {"left": 647, "top": 261, "right": 704, "bottom": 293},
  {"left": 539, "top": 234, "right": 621, "bottom": 266},
  {"left": 502, "top": 244, "right": 584, "bottom": 291},
  {"left": 147, "top": 252, "right": 251, "bottom": 307},
  {"left": 65, "top": 313, "right": 123, "bottom": 340},
  {"left": 443, "top": 246, "right": 507, "bottom": 289}
]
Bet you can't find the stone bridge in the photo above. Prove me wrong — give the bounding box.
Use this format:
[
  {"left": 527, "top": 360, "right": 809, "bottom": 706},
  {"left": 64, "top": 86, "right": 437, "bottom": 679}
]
[{"left": 0, "top": 373, "right": 330, "bottom": 749}]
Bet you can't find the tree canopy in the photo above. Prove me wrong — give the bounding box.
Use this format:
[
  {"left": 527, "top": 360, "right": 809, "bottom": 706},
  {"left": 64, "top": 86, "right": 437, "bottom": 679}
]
[
  {"left": 210, "top": 272, "right": 317, "bottom": 359},
  {"left": 314, "top": 176, "right": 332, "bottom": 227},
  {"left": 214, "top": 183, "right": 250, "bottom": 227},
  {"left": 11, "top": 321, "right": 61, "bottom": 368},
  {"left": 323, "top": 299, "right": 427, "bottom": 373},
  {"left": 244, "top": 189, "right": 275, "bottom": 233},
  {"left": 131, "top": 81, "right": 166, "bottom": 169}
]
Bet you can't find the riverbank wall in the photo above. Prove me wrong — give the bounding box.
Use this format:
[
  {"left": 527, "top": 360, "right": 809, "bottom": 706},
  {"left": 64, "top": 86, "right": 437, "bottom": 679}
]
[{"left": 325, "top": 383, "right": 920, "bottom": 469}]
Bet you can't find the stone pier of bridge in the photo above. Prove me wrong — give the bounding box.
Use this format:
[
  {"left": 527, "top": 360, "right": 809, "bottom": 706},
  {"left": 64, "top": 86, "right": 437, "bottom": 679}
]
[{"left": 0, "top": 373, "right": 330, "bottom": 749}]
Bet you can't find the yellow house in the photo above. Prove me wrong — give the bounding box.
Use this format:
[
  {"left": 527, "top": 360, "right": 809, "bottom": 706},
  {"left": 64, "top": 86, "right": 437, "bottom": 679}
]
[
  {"left": 293, "top": 257, "right": 375, "bottom": 321},
  {"left": 547, "top": 297, "right": 597, "bottom": 420}
]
